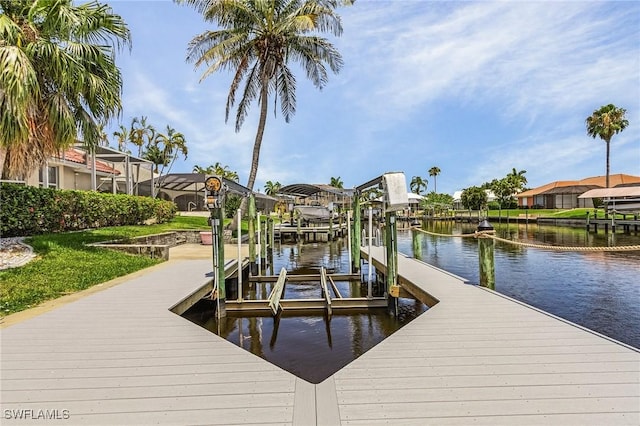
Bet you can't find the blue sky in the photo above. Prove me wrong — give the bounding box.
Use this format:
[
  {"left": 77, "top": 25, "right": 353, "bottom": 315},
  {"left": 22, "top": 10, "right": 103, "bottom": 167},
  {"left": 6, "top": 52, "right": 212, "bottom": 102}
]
[{"left": 105, "top": 0, "right": 640, "bottom": 195}]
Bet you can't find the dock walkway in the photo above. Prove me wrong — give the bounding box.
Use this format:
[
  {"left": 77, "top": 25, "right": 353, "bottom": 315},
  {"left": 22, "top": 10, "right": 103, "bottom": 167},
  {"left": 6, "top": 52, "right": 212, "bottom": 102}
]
[{"left": 1, "top": 244, "right": 638, "bottom": 425}]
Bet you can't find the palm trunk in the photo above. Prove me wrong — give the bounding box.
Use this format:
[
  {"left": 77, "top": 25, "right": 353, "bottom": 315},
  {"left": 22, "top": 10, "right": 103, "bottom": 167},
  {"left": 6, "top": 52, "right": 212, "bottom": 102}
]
[
  {"left": 605, "top": 138, "right": 610, "bottom": 188},
  {"left": 231, "top": 77, "right": 270, "bottom": 230},
  {"left": 0, "top": 146, "right": 7, "bottom": 180},
  {"left": 247, "top": 79, "right": 269, "bottom": 192}
]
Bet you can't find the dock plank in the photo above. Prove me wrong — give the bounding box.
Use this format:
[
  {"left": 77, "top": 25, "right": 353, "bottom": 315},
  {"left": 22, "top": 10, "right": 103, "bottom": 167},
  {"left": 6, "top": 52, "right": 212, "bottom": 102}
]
[
  {"left": 1, "top": 260, "right": 297, "bottom": 425},
  {"left": 332, "top": 247, "right": 640, "bottom": 425},
  {"left": 1, "top": 246, "right": 638, "bottom": 425}
]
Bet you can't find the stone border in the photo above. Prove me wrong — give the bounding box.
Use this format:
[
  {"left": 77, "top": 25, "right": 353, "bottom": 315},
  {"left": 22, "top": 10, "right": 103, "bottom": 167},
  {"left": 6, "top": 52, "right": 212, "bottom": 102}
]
[
  {"left": 89, "top": 230, "right": 212, "bottom": 260},
  {"left": 0, "top": 237, "right": 36, "bottom": 270}
]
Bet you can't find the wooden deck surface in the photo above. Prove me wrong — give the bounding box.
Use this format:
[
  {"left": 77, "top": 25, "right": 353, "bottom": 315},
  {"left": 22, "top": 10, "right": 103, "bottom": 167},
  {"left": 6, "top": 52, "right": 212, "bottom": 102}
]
[{"left": 1, "top": 244, "right": 638, "bottom": 425}]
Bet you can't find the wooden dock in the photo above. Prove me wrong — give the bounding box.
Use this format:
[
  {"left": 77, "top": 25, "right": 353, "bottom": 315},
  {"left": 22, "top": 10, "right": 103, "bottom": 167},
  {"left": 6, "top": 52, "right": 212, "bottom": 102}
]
[
  {"left": 1, "top": 244, "right": 638, "bottom": 425},
  {"left": 275, "top": 223, "right": 347, "bottom": 242}
]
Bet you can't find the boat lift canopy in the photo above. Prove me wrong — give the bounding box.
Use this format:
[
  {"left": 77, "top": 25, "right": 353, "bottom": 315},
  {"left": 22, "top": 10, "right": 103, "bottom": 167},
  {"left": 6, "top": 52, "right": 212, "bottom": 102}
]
[{"left": 579, "top": 186, "right": 640, "bottom": 212}]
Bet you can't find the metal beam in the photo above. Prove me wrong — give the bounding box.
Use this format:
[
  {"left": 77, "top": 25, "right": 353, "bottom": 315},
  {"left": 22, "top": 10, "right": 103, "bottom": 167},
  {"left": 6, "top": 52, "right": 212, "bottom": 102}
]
[
  {"left": 249, "top": 273, "right": 361, "bottom": 282},
  {"left": 267, "top": 267, "right": 287, "bottom": 314},
  {"left": 355, "top": 175, "right": 384, "bottom": 192},
  {"left": 225, "top": 297, "right": 387, "bottom": 313}
]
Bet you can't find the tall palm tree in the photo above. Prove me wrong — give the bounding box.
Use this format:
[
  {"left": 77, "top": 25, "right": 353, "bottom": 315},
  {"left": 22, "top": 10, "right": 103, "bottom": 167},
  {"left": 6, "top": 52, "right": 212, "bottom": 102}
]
[
  {"left": 0, "top": 0, "right": 130, "bottom": 179},
  {"left": 428, "top": 166, "right": 441, "bottom": 193},
  {"left": 586, "top": 104, "right": 629, "bottom": 188},
  {"left": 96, "top": 123, "right": 110, "bottom": 147},
  {"left": 212, "top": 162, "right": 240, "bottom": 182},
  {"left": 129, "top": 116, "right": 155, "bottom": 194},
  {"left": 113, "top": 125, "right": 130, "bottom": 153},
  {"left": 181, "top": 0, "right": 347, "bottom": 199},
  {"left": 146, "top": 126, "right": 188, "bottom": 176},
  {"left": 329, "top": 176, "right": 344, "bottom": 188},
  {"left": 193, "top": 164, "right": 213, "bottom": 174},
  {"left": 410, "top": 176, "right": 427, "bottom": 195},
  {"left": 129, "top": 116, "right": 155, "bottom": 157},
  {"left": 264, "top": 180, "right": 282, "bottom": 196},
  {"left": 143, "top": 146, "right": 168, "bottom": 174},
  {"left": 506, "top": 168, "right": 527, "bottom": 192},
  {"left": 193, "top": 163, "right": 240, "bottom": 182}
]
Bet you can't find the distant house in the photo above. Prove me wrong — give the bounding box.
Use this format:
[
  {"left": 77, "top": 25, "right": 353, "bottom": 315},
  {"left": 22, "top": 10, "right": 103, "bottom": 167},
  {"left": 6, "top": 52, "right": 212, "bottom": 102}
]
[
  {"left": 516, "top": 174, "right": 640, "bottom": 209},
  {"left": 20, "top": 145, "right": 154, "bottom": 195},
  {"left": 452, "top": 190, "right": 496, "bottom": 210}
]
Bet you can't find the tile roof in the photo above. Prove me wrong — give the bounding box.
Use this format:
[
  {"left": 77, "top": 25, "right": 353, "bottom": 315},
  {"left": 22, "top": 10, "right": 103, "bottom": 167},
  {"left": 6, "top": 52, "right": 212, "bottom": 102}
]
[
  {"left": 517, "top": 174, "right": 640, "bottom": 197},
  {"left": 54, "top": 148, "right": 120, "bottom": 175}
]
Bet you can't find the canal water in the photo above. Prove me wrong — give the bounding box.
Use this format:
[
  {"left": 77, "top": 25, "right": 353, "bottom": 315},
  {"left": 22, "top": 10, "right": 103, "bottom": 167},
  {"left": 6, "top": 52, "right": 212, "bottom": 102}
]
[
  {"left": 183, "top": 240, "right": 427, "bottom": 384},
  {"left": 403, "top": 221, "right": 640, "bottom": 349}
]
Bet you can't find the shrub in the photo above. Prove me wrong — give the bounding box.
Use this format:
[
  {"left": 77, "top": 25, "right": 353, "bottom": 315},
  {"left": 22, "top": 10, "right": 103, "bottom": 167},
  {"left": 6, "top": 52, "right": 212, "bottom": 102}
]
[
  {"left": 225, "top": 194, "right": 242, "bottom": 218},
  {"left": 0, "top": 184, "right": 176, "bottom": 237}
]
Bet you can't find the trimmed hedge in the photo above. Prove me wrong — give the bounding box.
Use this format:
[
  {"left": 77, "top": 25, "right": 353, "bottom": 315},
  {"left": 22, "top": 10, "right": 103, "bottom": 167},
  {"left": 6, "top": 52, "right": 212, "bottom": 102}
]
[{"left": 0, "top": 183, "right": 176, "bottom": 237}]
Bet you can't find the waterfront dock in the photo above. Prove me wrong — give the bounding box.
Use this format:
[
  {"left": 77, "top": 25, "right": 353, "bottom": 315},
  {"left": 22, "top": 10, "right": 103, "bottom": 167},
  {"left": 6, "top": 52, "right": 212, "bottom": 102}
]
[
  {"left": 1, "top": 244, "right": 638, "bottom": 425},
  {"left": 274, "top": 223, "right": 347, "bottom": 241}
]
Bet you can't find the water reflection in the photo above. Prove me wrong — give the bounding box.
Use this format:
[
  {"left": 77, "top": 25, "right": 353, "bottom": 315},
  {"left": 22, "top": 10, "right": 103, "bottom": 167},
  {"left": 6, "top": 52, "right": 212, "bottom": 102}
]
[{"left": 404, "top": 221, "right": 640, "bottom": 348}]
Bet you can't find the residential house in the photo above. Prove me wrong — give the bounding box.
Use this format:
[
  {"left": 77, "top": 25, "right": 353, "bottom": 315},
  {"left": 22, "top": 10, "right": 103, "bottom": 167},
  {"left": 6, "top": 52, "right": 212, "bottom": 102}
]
[
  {"left": 516, "top": 174, "right": 640, "bottom": 209},
  {"left": 21, "top": 145, "right": 154, "bottom": 195}
]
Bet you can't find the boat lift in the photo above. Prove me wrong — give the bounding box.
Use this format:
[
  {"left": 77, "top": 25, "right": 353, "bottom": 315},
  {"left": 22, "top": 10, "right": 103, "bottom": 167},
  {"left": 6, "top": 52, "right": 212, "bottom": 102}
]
[
  {"left": 208, "top": 172, "right": 409, "bottom": 318},
  {"left": 354, "top": 172, "right": 409, "bottom": 316},
  {"left": 225, "top": 267, "right": 386, "bottom": 316}
]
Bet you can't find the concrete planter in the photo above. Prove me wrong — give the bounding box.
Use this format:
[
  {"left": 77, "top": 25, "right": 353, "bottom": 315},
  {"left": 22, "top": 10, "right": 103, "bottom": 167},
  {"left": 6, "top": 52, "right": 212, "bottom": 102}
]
[{"left": 199, "top": 231, "right": 213, "bottom": 245}]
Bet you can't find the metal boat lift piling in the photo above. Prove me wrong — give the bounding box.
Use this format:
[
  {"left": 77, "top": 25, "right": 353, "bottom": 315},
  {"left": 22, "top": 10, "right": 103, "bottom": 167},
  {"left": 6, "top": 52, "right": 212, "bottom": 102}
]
[{"left": 201, "top": 172, "right": 412, "bottom": 318}]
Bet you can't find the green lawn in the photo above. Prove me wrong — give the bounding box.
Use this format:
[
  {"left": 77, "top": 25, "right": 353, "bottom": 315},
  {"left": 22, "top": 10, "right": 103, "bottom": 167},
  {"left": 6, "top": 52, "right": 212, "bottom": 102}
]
[{"left": 0, "top": 215, "right": 225, "bottom": 316}]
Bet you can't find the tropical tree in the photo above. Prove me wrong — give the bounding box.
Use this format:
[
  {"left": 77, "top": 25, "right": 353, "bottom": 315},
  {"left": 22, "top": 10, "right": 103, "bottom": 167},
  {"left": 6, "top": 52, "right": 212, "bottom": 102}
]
[
  {"left": 460, "top": 186, "right": 487, "bottom": 210},
  {"left": 96, "top": 123, "right": 109, "bottom": 147},
  {"left": 212, "top": 162, "right": 239, "bottom": 182},
  {"left": 144, "top": 126, "right": 188, "bottom": 176},
  {"left": 490, "top": 178, "right": 515, "bottom": 209},
  {"left": 0, "top": 0, "right": 130, "bottom": 179},
  {"left": 193, "top": 163, "right": 239, "bottom": 182},
  {"left": 181, "top": 0, "right": 348, "bottom": 201},
  {"left": 264, "top": 180, "right": 282, "bottom": 196},
  {"left": 410, "top": 176, "right": 428, "bottom": 195},
  {"left": 507, "top": 168, "right": 527, "bottom": 192},
  {"left": 484, "top": 169, "right": 527, "bottom": 209},
  {"left": 585, "top": 104, "right": 629, "bottom": 188},
  {"left": 129, "top": 116, "right": 155, "bottom": 157},
  {"left": 113, "top": 124, "right": 130, "bottom": 152},
  {"left": 193, "top": 164, "right": 213, "bottom": 174},
  {"left": 143, "top": 146, "right": 167, "bottom": 174},
  {"left": 128, "top": 116, "right": 155, "bottom": 193},
  {"left": 421, "top": 192, "right": 453, "bottom": 216},
  {"left": 428, "top": 166, "right": 441, "bottom": 193},
  {"left": 329, "top": 176, "right": 344, "bottom": 188}
]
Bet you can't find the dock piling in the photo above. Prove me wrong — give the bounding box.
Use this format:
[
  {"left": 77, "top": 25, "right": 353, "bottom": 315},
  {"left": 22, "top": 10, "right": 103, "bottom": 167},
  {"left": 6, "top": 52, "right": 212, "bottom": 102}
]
[
  {"left": 351, "top": 194, "right": 361, "bottom": 272},
  {"left": 411, "top": 228, "right": 422, "bottom": 259},
  {"left": 237, "top": 208, "right": 243, "bottom": 302},
  {"left": 385, "top": 211, "right": 399, "bottom": 316},
  {"left": 248, "top": 195, "right": 257, "bottom": 275},
  {"left": 477, "top": 219, "right": 495, "bottom": 290}
]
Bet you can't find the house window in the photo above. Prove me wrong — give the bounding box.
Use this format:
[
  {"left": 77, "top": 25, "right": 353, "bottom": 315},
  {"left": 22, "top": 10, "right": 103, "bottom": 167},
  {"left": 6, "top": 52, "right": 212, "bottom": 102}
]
[{"left": 39, "top": 166, "right": 59, "bottom": 189}]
